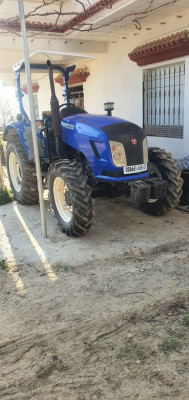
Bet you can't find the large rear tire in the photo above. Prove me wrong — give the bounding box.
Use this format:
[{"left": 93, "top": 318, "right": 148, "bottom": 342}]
[
  {"left": 48, "top": 160, "right": 94, "bottom": 236},
  {"left": 140, "top": 147, "right": 183, "bottom": 215},
  {"left": 6, "top": 136, "right": 39, "bottom": 204}
]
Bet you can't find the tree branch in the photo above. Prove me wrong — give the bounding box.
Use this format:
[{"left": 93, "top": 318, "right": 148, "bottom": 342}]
[
  {"left": 71, "top": 0, "right": 180, "bottom": 32},
  {"left": 0, "top": 0, "right": 180, "bottom": 36}
]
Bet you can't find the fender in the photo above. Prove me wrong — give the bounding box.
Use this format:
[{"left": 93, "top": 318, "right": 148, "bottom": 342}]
[{"left": 4, "top": 121, "right": 47, "bottom": 162}]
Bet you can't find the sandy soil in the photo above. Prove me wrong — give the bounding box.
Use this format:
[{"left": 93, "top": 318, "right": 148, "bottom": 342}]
[{"left": 0, "top": 196, "right": 189, "bottom": 399}]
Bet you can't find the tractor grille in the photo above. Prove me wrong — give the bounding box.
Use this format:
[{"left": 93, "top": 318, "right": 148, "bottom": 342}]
[{"left": 101, "top": 122, "right": 146, "bottom": 166}]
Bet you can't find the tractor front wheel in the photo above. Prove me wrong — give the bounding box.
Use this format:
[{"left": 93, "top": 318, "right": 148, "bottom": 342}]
[
  {"left": 6, "top": 136, "right": 39, "bottom": 204},
  {"left": 48, "top": 160, "right": 94, "bottom": 236},
  {"left": 140, "top": 147, "right": 183, "bottom": 215}
]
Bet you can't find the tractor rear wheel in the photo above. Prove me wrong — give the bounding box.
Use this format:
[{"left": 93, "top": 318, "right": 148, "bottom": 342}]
[
  {"left": 48, "top": 160, "right": 94, "bottom": 236},
  {"left": 6, "top": 136, "right": 39, "bottom": 204},
  {"left": 140, "top": 147, "right": 183, "bottom": 215}
]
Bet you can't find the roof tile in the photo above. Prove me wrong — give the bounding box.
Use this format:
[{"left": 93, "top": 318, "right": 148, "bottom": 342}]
[{"left": 129, "top": 30, "right": 189, "bottom": 66}]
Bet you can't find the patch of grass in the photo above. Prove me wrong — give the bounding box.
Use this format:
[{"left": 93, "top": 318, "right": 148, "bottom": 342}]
[
  {"left": 135, "top": 346, "right": 148, "bottom": 361},
  {"left": 160, "top": 338, "right": 180, "bottom": 354},
  {"left": 116, "top": 345, "right": 148, "bottom": 362},
  {"left": 54, "top": 263, "right": 70, "bottom": 272},
  {"left": 0, "top": 260, "right": 11, "bottom": 271},
  {"left": 183, "top": 315, "right": 189, "bottom": 327},
  {"left": 0, "top": 188, "right": 13, "bottom": 205},
  {"left": 117, "top": 353, "right": 126, "bottom": 360},
  {"left": 167, "top": 328, "right": 185, "bottom": 339},
  {"left": 116, "top": 346, "right": 130, "bottom": 360}
]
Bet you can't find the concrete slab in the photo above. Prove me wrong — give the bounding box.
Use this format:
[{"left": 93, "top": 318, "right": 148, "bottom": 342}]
[{"left": 0, "top": 195, "right": 188, "bottom": 268}]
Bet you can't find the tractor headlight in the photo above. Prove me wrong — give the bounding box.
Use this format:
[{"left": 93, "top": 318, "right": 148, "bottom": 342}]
[
  {"left": 143, "top": 138, "right": 148, "bottom": 164},
  {"left": 109, "top": 141, "right": 127, "bottom": 167}
]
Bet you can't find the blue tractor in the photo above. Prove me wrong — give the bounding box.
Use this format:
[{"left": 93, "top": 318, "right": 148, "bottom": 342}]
[{"left": 4, "top": 60, "right": 183, "bottom": 236}]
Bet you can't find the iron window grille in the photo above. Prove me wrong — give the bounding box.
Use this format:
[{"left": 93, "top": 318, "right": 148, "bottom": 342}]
[{"left": 143, "top": 63, "right": 185, "bottom": 138}]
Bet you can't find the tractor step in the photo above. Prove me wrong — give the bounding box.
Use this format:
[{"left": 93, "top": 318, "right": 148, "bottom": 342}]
[{"left": 128, "top": 178, "right": 167, "bottom": 203}]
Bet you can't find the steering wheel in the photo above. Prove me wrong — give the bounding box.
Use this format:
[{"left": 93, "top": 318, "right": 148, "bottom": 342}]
[{"left": 59, "top": 103, "right": 75, "bottom": 109}]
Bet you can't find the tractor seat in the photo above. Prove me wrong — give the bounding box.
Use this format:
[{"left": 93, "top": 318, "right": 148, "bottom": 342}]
[{"left": 60, "top": 105, "right": 87, "bottom": 118}]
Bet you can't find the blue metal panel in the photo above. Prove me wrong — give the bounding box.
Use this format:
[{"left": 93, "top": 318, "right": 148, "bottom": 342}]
[
  {"left": 5, "top": 112, "right": 149, "bottom": 182},
  {"left": 66, "top": 113, "right": 127, "bottom": 128},
  {"left": 96, "top": 171, "right": 149, "bottom": 182},
  {"left": 61, "top": 114, "right": 149, "bottom": 182},
  {"left": 4, "top": 121, "right": 47, "bottom": 162}
]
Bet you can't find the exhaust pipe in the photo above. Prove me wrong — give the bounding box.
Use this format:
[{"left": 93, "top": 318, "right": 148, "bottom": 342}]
[{"left": 47, "top": 60, "right": 62, "bottom": 155}]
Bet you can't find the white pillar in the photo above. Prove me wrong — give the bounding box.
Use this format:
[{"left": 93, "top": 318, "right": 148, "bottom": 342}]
[{"left": 17, "top": 0, "right": 47, "bottom": 237}]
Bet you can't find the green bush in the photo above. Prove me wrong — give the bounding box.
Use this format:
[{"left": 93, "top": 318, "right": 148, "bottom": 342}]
[
  {"left": 0, "top": 188, "right": 13, "bottom": 205},
  {"left": 0, "top": 138, "right": 6, "bottom": 166}
]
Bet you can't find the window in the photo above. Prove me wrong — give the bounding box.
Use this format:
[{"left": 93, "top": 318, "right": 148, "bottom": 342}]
[
  {"left": 69, "top": 85, "right": 84, "bottom": 109},
  {"left": 143, "top": 63, "right": 185, "bottom": 138}
]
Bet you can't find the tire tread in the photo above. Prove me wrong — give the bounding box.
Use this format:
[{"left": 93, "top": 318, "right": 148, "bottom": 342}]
[
  {"left": 141, "top": 147, "right": 183, "bottom": 215},
  {"left": 48, "top": 160, "right": 94, "bottom": 236},
  {"left": 6, "top": 136, "right": 39, "bottom": 204}
]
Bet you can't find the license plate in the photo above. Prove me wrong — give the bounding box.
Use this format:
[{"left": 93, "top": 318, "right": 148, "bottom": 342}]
[{"left": 123, "top": 163, "right": 147, "bottom": 175}]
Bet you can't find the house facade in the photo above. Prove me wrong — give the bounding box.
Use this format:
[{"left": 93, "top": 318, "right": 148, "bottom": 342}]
[
  {"left": 0, "top": 0, "right": 189, "bottom": 161},
  {"left": 84, "top": 26, "right": 189, "bottom": 161}
]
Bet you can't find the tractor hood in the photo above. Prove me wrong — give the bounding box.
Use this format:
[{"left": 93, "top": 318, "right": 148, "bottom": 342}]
[
  {"left": 63, "top": 113, "right": 147, "bottom": 167},
  {"left": 67, "top": 113, "right": 126, "bottom": 129},
  {"left": 63, "top": 114, "right": 146, "bottom": 141},
  {"left": 62, "top": 112, "right": 147, "bottom": 179}
]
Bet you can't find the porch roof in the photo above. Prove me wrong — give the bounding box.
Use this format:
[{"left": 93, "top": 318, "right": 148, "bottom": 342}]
[{"left": 129, "top": 29, "right": 189, "bottom": 66}]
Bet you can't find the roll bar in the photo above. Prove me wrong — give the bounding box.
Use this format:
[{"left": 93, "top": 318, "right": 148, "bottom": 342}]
[{"left": 15, "top": 62, "right": 76, "bottom": 120}]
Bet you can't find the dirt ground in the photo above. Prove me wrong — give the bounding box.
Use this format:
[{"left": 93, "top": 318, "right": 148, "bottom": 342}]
[{"left": 0, "top": 195, "right": 189, "bottom": 400}]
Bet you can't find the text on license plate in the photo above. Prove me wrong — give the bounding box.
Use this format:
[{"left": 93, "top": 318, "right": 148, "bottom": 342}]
[{"left": 123, "top": 163, "right": 147, "bottom": 175}]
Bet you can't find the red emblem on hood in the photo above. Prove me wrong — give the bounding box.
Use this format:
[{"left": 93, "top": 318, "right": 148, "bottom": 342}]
[{"left": 131, "top": 138, "right": 137, "bottom": 145}]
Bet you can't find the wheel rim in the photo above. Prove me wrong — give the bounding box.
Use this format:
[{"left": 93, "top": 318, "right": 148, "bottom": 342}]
[
  {"left": 53, "top": 177, "right": 73, "bottom": 223},
  {"left": 9, "top": 152, "right": 22, "bottom": 192}
]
